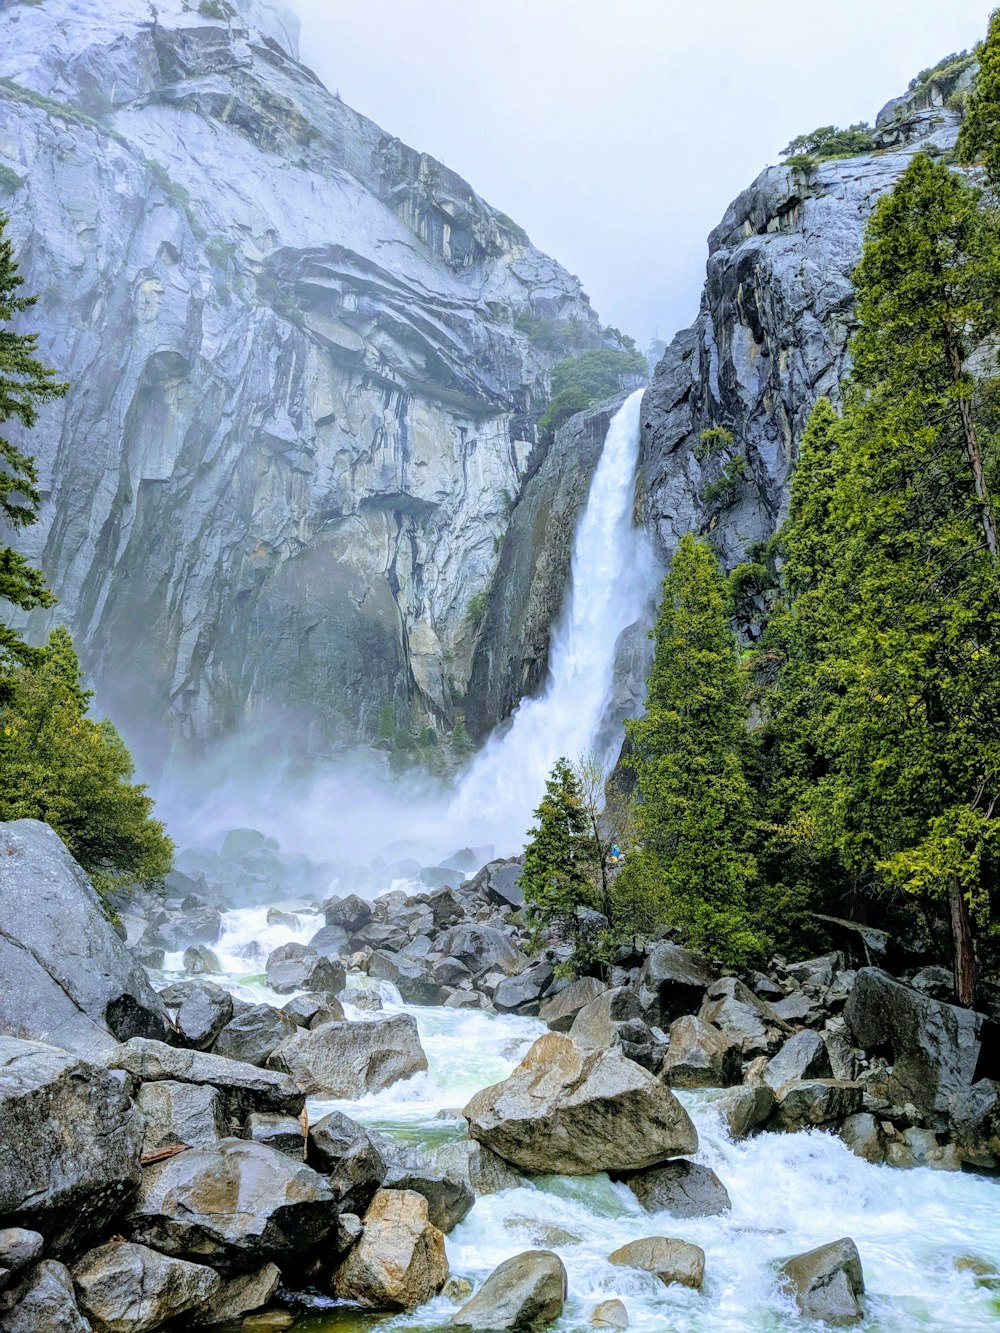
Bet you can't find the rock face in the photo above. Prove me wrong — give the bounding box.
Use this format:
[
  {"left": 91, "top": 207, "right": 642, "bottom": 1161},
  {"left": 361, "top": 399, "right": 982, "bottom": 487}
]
[
  {"left": 71, "top": 1242, "right": 220, "bottom": 1333},
  {"left": 268, "top": 1014, "right": 427, "bottom": 1096},
  {"left": 0, "top": 0, "right": 602, "bottom": 754},
  {"left": 463, "top": 1032, "right": 697, "bottom": 1174},
  {"left": 0, "top": 1038, "right": 143, "bottom": 1255},
  {"left": 452, "top": 1249, "right": 566, "bottom": 1330},
  {"left": 333, "top": 1189, "right": 447, "bottom": 1310},
  {"left": 0, "top": 821, "right": 168, "bottom": 1058},
  {"left": 778, "top": 1238, "right": 865, "bottom": 1324},
  {"left": 637, "top": 70, "right": 969, "bottom": 611}
]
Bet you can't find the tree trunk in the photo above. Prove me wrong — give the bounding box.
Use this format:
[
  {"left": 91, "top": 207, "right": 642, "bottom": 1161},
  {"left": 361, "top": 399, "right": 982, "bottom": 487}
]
[
  {"left": 947, "top": 336, "right": 999, "bottom": 560},
  {"left": 949, "top": 878, "right": 976, "bottom": 1007}
]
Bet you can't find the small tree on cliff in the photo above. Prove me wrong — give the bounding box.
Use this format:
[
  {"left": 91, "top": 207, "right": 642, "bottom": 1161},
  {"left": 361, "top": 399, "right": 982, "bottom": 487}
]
[
  {"left": 626, "top": 533, "right": 764, "bottom": 967},
  {"left": 0, "top": 213, "right": 67, "bottom": 695}
]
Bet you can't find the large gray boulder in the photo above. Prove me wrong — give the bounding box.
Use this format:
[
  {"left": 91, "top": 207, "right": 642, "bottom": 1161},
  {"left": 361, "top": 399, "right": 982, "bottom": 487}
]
[
  {"left": 950, "top": 1079, "right": 1000, "bottom": 1170},
  {"left": 538, "top": 977, "right": 607, "bottom": 1032},
  {"left": 432, "top": 1140, "right": 522, "bottom": 1196},
  {"left": 333, "top": 1189, "right": 448, "bottom": 1310},
  {"left": 763, "top": 1030, "right": 832, "bottom": 1091},
  {"left": 268, "top": 1015, "right": 427, "bottom": 1097},
  {"left": 637, "top": 943, "right": 718, "bottom": 1026},
  {"left": 699, "top": 978, "right": 790, "bottom": 1055},
  {"left": 435, "top": 925, "right": 525, "bottom": 978},
  {"left": 464, "top": 1032, "right": 697, "bottom": 1175},
  {"left": 0, "top": 1038, "right": 142, "bottom": 1255},
  {"left": 135, "top": 1080, "right": 228, "bottom": 1154},
  {"left": 620, "top": 1159, "right": 731, "bottom": 1218},
  {"left": 452, "top": 1250, "right": 566, "bottom": 1330},
  {"left": 661, "top": 1014, "right": 741, "bottom": 1089},
  {"left": 265, "top": 944, "right": 346, "bottom": 996},
  {"left": 128, "top": 1139, "right": 338, "bottom": 1273},
  {"left": 0, "top": 821, "right": 168, "bottom": 1058},
  {"left": 212, "top": 1005, "right": 299, "bottom": 1067},
  {"left": 771, "top": 1080, "right": 864, "bottom": 1131},
  {"left": 307, "top": 1111, "right": 390, "bottom": 1216},
  {"left": 170, "top": 982, "right": 234, "bottom": 1051},
  {"left": 844, "top": 968, "right": 986, "bottom": 1119},
  {"left": 778, "top": 1238, "right": 865, "bottom": 1324},
  {"left": 106, "top": 1037, "right": 304, "bottom": 1116},
  {"left": 186, "top": 1263, "right": 281, "bottom": 1328},
  {"left": 608, "top": 1236, "right": 704, "bottom": 1290},
  {"left": 71, "top": 1242, "right": 220, "bottom": 1333},
  {"left": 0, "top": 1260, "right": 91, "bottom": 1333}
]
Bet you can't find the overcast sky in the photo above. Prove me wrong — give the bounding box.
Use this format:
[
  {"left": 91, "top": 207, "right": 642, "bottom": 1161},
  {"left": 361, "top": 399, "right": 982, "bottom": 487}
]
[{"left": 291, "top": 1, "right": 992, "bottom": 348}]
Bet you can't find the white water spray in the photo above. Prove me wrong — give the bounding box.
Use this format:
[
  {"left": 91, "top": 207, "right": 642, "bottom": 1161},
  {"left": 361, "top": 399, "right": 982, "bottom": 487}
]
[{"left": 449, "top": 389, "right": 652, "bottom": 852}]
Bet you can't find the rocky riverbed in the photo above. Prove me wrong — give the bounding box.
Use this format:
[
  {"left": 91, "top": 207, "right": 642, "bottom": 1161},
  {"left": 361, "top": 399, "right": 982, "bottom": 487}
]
[{"left": 2, "top": 816, "right": 1000, "bottom": 1330}]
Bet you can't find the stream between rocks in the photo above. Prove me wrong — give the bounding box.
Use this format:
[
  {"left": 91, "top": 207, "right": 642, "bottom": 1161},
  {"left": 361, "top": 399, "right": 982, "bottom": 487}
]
[{"left": 160, "top": 901, "right": 1000, "bottom": 1332}]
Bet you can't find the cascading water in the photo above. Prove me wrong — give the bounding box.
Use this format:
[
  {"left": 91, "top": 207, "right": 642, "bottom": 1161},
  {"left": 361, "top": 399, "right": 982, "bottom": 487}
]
[{"left": 449, "top": 388, "right": 653, "bottom": 852}]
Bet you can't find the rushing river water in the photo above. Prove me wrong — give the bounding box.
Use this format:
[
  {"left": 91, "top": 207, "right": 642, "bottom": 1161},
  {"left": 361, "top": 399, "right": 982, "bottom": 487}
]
[{"left": 164, "top": 901, "right": 1000, "bottom": 1333}]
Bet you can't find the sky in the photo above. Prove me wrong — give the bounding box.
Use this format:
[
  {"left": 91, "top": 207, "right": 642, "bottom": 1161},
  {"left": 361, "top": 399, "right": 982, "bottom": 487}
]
[{"left": 289, "top": 1, "right": 993, "bottom": 349}]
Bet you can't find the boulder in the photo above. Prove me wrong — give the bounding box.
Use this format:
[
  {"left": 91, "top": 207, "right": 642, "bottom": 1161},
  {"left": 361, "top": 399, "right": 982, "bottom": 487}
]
[
  {"left": 591, "top": 1297, "right": 629, "bottom": 1328},
  {"left": 538, "top": 977, "right": 606, "bottom": 1032},
  {"left": 452, "top": 1250, "right": 566, "bottom": 1330},
  {"left": 772, "top": 1080, "right": 864, "bottom": 1131},
  {"left": 432, "top": 1140, "right": 522, "bottom": 1196},
  {"left": 380, "top": 1157, "right": 474, "bottom": 1234},
  {"left": 427, "top": 886, "right": 466, "bottom": 927},
  {"left": 844, "top": 968, "right": 987, "bottom": 1119},
  {"left": 463, "top": 1032, "right": 697, "bottom": 1175},
  {"left": 187, "top": 1263, "right": 281, "bottom": 1327},
  {"left": 245, "top": 1112, "right": 306, "bottom": 1159},
  {"left": 715, "top": 1084, "right": 775, "bottom": 1140},
  {"left": 151, "top": 907, "right": 223, "bottom": 950},
  {"left": 136, "top": 1080, "right": 228, "bottom": 1154},
  {"left": 107, "top": 1038, "right": 304, "bottom": 1116},
  {"left": 265, "top": 944, "right": 346, "bottom": 995},
  {"left": 435, "top": 925, "right": 525, "bottom": 978},
  {"left": 661, "top": 1014, "right": 742, "bottom": 1088},
  {"left": 182, "top": 945, "right": 222, "bottom": 975},
  {"left": 213, "top": 1005, "right": 299, "bottom": 1067},
  {"left": 763, "top": 1031, "right": 832, "bottom": 1091},
  {"left": 637, "top": 943, "right": 718, "bottom": 1026},
  {"left": 282, "top": 993, "right": 342, "bottom": 1028},
  {"left": 128, "top": 1139, "right": 337, "bottom": 1273},
  {"left": 621, "top": 1159, "right": 731, "bottom": 1217},
  {"left": 608, "top": 1236, "right": 704, "bottom": 1290},
  {"left": 0, "top": 1038, "right": 142, "bottom": 1254},
  {"left": 485, "top": 862, "right": 527, "bottom": 911},
  {"left": 0, "top": 1260, "right": 91, "bottom": 1333},
  {"left": 333, "top": 1189, "right": 447, "bottom": 1310},
  {"left": 699, "top": 978, "right": 790, "bottom": 1055},
  {"left": 307, "top": 1111, "right": 389, "bottom": 1216},
  {"left": 770, "top": 992, "right": 826, "bottom": 1027},
  {"left": 71, "top": 1242, "right": 220, "bottom": 1332},
  {"left": 308, "top": 924, "right": 351, "bottom": 959},
  {"left": 0, "top": 820, "right": 169, "bottom": 1058},
  {"left": 0, "top": 1231, "right": 43, "bottom": 1287},
  {"left": 778, "top": 1237, "right": 865, "bottom": 1324},
  {"left": 570, "top": 987, "right": 642, "bottom": 1049},
  {"left": 838, "top": 1113, "right": 887, "bottom": 1165},
  {"left": 813, "top": 915, "right": 889, "bottom": 969},
  {"left": 172, "top": 982, "right": 234, "bottom": 1051},
  {"left": 368, "top": 952, "right": 445, "bottom": 1006},
  {"left": 268, "top": 1015, "right": 427, "bottom": 1097},
  {"left": 325, "top": 894, "right": 373, "bottom": 932},
  {"left": 950, "top": 1079, "right": 1000, "bottom": 1170},
  {"left": 494, "top": 963, "right": 555, "bottom": 1014}
]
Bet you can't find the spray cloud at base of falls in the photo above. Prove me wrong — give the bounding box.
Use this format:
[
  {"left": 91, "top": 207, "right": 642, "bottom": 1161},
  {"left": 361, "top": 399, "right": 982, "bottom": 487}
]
[{"left": 447, "top": 387, "right": 654, "bottom": 853}]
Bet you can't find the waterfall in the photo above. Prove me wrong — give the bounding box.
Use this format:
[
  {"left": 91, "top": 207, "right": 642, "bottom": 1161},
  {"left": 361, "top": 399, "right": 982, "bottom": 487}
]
[{"left": 449, "top": 388, "right": 652, "bottom": 854}]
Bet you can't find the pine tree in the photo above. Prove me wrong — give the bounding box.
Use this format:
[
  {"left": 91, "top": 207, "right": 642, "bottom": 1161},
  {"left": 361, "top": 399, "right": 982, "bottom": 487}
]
[
  {"left": 957, "top": 9, "right": 1000, "bottom": 188},
  {"left": 0, "top": 214, "right": 67, "bottom": 691},
  {"left": 519, "top": 756, "right": 595, "bottom": 949},
  {"left": 626, "top": 533, "right": 764, "bottom": 967}
]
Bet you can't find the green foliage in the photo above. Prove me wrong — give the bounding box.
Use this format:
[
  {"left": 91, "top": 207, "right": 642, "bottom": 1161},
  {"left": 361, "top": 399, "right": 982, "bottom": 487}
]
[
  {"left": 254, "top": 270, "right": 304, "bottom": 328},
  {"left": 0, "top": 214, "right": 68, "bottom": 693},
  {"left": 781, "top": 123, "right": 876, "bottom": 162},
  {"left": 957, "top": 14, "right": 1000, "bottom": 187},
  {"left": 465, "top": 588, "right": 490, "bottom": 631},
  {"left": 694, "top": 426, "right": 734, "bottom": 461},
  {"left": 701, "top": 453, "right": 747, "bottom": 510},
  {"left": 537, "top": 346, "right": 646, "bottom": 443},
  {"left": 910, "top": 49, "right": 977, "bottom": 93},
  {"left": 520, "top": 757, "right": 595, "bottom": 947},
  {"left": 449, "top": 711, "right": 473, "bottom": 759},
  {"left": 198, "top": 0, "right": 235, "bottom": 17},
  {"left": 0, "top": 628, "right": 174, "bottom": 896},
  {"left": 0, "top": 164, "right": 23, "bottom": 195},
  {"left": 494, "top": 211, "right": 529, "bottom": 244},
  {"left": 626, "top": 535, "right": 766, "bottom": 967},
  {"left": 784, "top": 153, "right": 817, "bottom": 173}
]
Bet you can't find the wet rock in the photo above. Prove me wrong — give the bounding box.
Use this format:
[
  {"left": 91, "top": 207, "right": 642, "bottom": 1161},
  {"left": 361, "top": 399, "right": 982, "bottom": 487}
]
[
  {"left": 909, "top": 966, "right": 955, "bottom": 1001},
  {"left": 950, "top": 1079, "right": 1000, "bottom": 1170},
  {"left": 770, "top": 992, "right": 826, "bottom": 1027},
  {"left": 0, "top": 1260, "right": 91, "bottom": 1333},
  {"left": 436, "top": 925, "right": 525, "bottom": 978},
  {"left": 784, "top": 953, "right": 841, "bottom": 988},
  {"left": 621, "top": 1159, "right": 731, "bottom": 1217},
  {"left": 307, "top": 1111, "right": 389, "bottom": 1216},
  {"left": 591, "top": 1297, "right": 629, "bottom": 1328},
  {"left": 608, "top": 1236, "right": 705, "bottom": 1290},
  {"left": 281, "top": 993, "right": 343, "bottom": 1028},
  {"left": 266, "top": 908, "right": 300, "bottom": 930},
  {"left": 637, "top": 943, "right": 718, "bottom": 1026},
  {"left": 432, "top": 1140, "right": 522, "bottom": 1195},
  {"left": 269, "top": 1014, "right": 427, "bottom": 1097},
  {"left": 494, "top": 963, "right": 555, "bottom": 1014},
  {"left": 699, "top": 978, "right": 791, "bottom": 1055},
  {"left": 340, "top": 987, "right": 384, "bottom": 1013},
  {"left": 128, "top": 1139, "right": 337, "bottom": 1273},
  {"left": 265, "top": 944, "right": 346, "bottom": 995},
  {"left": 772, "top": 1080, "right": 864, "bottom": 1131},
  {"left": 308, "top": 924, "right": 351, "bottom": 960},
  {"left": 187, "top": 1263, "right": 281, "bottom": 1327},
  {"left": 844, "top": 968, "right": 987, "bottom": 1119},
  {"left": 838, "top": 1113, "right": 888, "bottom": 1164},
  {"left": 570, "top": 987, "right": 642, "bottom": 1048},
  {"left": 0, "top": 1232, "right": 43, "bottom": 1288},
  {"left": 0, "top": 1037, "right": 142, "bottom": 1254},
  {"left": 325, "top": 895, "right": 373, "bottom": 933},
  {"left": 452, "top": 1249, "right": 566, "bottom": 1330},
  {"left": 333, "top": 1189, "right": 447, "bottom": 1310},
  {"left": 245, "top": 1112, "right": 305, "bottom": 1159},
  {"left": 71, "top": 1241, "right": 220, "bottom": 1332},
  {"left": 484, "top": 863, "right": 527, "bottom": 912},
  {"left": 172, "top": 981, "right": 234, "bottom": 1051},
  {"left": 152, "top": 907, "right": 223, "bottom": 950},
  {"left": 778, "top": 1237, "right": 865, "bottom": 1324},
  {"left": 380, "top": 1160, "right": 474, "bottom": 1234},
  {"left": 136, "top": 1080, "right": 229, "bottom": 1153},
  {"left": 813, "top": 916, "right": 889, "bottom": 970},
  {"left": 211, "top": 1005, "right": 300, "bottom": 1067},
  {"left": 661, "top": 1014, "right": 742, "bottom": 1089},
  {"left": 434, "top": 957, "right": 473, "bottom": 987},
  {"left": 427, "top": 886, "right": 466, "bottom": 928},
  {"left": 715, "top": 1084, "right": 775, "bottom": 1140},
  {"left": 107, "top": 1037, "right": 304, "bottom": 1116},
  {"left": 183, "top": 945, "right": 223, "bottom": 975},
  {"left": 885, "top": 1127, "right": 961, "bottom": 1171},
  {"left": 763, "top": 1031, "right": 832, "bottom": 1090},
  {"left": 0, "top": 820, "right": 169, "bottom": 1058},
  {"left": 538, "top": 977, "right": 607, "bottom": 1032},
  {"left": 368, "top": 952, "right": 445, "bottom": 1006},
  {"left": 464, "top": 1032, "right": 698, "bottom": 1175}
]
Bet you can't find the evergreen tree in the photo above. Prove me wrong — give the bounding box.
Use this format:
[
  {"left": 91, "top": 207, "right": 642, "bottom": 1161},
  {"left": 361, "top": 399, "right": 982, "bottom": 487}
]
[
  {"left": 0, "top": 213, "right": 67, "bottom": 692},
  {"left": 626, "top": 533, "right": 764, "bottom": 967},
  {"left": 0, "top": 626, "right": 174, "bottom": 897},
  {"left": 519, "top": 756, "right": 594, "bottom": 948},
  {"left": 957, "top": 9, "right": 1000, "bottom": 188}
]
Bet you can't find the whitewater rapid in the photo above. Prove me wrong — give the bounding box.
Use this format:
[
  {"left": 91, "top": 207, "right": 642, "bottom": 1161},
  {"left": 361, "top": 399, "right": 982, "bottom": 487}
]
[
  {"left": 168, "top": 901, "right": 1000, "bottom": 1332},
  {"left": 448, "top": 388, "right": 653, "bottom": 851}
]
